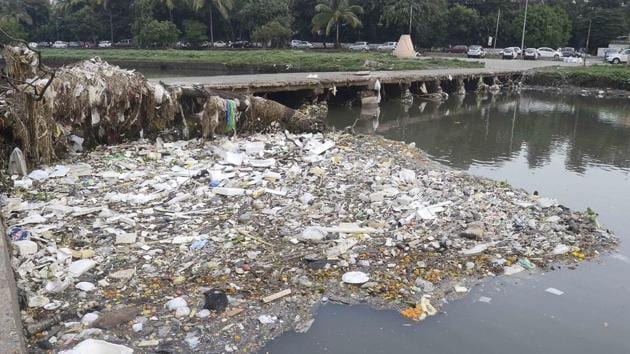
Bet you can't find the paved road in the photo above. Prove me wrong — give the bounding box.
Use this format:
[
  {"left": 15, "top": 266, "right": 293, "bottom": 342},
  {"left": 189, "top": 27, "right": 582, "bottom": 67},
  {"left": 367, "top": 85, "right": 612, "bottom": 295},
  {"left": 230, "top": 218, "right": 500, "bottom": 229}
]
[{"left": 154, "top": 57, "right": 579, "bottom": 89}]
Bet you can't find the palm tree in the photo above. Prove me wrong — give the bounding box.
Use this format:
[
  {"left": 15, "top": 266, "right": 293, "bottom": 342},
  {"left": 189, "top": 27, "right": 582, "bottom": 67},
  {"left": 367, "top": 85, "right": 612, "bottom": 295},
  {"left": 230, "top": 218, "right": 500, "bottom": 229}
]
[
  {"left": 94, "top": 0, "right": 114, "bottom": 42},
  {"left": 190, "top": 0, "right": 234, "bottom": 46},
  {"left": 312, "top": 0, "right": 363, "bottom": 49},
  {"left": 162, "top": 0, "right": 175, "bottom": 22}
]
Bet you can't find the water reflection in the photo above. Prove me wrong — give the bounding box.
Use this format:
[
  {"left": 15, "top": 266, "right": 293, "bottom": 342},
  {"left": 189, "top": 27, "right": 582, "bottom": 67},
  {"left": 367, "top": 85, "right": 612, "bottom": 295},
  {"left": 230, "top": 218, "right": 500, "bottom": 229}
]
[{"left": 328, "top": 91, "right": 630, "bottom": 174}]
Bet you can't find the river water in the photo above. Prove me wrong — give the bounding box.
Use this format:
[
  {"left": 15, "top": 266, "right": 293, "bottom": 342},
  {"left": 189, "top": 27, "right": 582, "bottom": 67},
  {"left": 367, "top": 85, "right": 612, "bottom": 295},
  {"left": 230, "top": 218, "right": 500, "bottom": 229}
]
[{"left": 260, "top": 91, "right": 630, "bottom": 354}]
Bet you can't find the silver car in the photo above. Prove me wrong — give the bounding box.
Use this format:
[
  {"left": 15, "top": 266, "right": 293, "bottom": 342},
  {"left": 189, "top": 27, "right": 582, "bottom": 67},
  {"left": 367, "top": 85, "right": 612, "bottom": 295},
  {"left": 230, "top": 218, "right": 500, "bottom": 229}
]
[
  {"left": 349, "top": 41, "right": 370, "bottom": 51},
  {"left": 290, "top": 40, "right": 313, "bottom": 49},
  {"left": 467, "top": 45, "right": 486, "bottom": 58},
  {"left": 377, "top": 42, "right": 397, "bottom": 52}
]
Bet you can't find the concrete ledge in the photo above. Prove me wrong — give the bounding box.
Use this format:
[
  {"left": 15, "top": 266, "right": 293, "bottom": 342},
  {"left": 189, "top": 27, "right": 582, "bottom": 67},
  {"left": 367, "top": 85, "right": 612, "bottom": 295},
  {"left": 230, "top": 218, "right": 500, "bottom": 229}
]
[
  {"left": 155, "top": 68, "right": 524, "bottom": 94},
  {"left": 0, "top": 215, "right": 26, "bottom": 353}
]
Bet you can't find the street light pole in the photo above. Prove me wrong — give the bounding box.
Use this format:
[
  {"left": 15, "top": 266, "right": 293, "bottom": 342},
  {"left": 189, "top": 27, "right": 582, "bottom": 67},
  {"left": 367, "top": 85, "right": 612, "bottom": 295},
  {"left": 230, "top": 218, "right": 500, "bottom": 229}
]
[
  {"left": 494, "top": 9, "right": 501, "bottom": 49},
  {"left": 520, "top": 0, "right": 529, "bottom": 59}
]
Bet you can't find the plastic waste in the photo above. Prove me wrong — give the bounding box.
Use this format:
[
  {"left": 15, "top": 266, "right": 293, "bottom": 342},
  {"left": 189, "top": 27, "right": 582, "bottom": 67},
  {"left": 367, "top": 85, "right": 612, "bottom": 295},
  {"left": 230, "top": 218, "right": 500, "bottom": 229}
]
[
  {"left": 7, "top": 226, "right": 31, "bottom": 241},
  {"left": 213, "top": 187, "right": 246, "bottom": 197},
  {"left": 61, "top": 339, "right": 133, "bottom": 354},
  {"left": 204, "top": 289, "right": 228, "bottom": 313},
  {"left": 166, "top": 297, "right": 188, "bottom": 310},
  {"left": 342, "top": 271, "right": 369, "bottom": 284},
  {"left": 190, "top": 239, "right": 208, "bottom": 250},
  {"left": 175, "top": 306, "right": 191, "bottom": 318},
  {"left": 326, "top": 238, "right": 358, "bottom": 258},
  {"left": 552, "top": 244, "right": 571, "bottom": 255},
  {"left": 258, "top": 315, "right": 277, "bottom": 324},
  {"left": 299, "top": 227, "right": 327, "bottom": 242},
  {"left": 504, "top": 264, "right": 525, "bottom": 275},
  {"left": 28, "top": 295, "right": 50, "bottom": 308},
  {"left": 416, "top": 202, "right": 451, "bottom": 220},
  {"left": 461, "top": 243, "right": 489, "bottom": 256},
  {"left": 12, "top": 240, "right": 38, "bottom": 256},
  {"left": 28, "top": 169, "right": 50, "bottom": 181},
  {"left": 545, "top": 287, "right": 564, "bottom": 296},
  {"left": 517, "top": 258, "right": 535, "bottom": 270},
  {"left": 8, "top": 147, "right": 27, "bottom": 176},
  {"left": 454, "top": 285, "right": 468, "bottom": 293},
  {"left": 537, "top": 197, "right": 557, "bottom": 208},
  {"left": 68, "top": 259, "right": 96, "bottom": 277},
  {"left": 75, "top": 282, "right": 96, "bottom": 292}
]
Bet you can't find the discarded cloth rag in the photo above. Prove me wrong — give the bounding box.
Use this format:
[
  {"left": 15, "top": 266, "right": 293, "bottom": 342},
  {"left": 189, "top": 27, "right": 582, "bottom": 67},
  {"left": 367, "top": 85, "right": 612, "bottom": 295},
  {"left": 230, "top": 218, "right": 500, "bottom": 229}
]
[{"left": 225, "top": 99, "right": 237, "bottom": 133}]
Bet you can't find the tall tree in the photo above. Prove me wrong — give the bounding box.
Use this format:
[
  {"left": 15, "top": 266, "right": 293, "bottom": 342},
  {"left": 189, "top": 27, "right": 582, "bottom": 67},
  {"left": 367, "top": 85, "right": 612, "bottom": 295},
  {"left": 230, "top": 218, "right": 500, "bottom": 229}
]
[
  {"left": 446, "top": 4, "right": 481, "bottom": 45},
  {"left": 162, "top": 0, "right": 175, "bottom": 21},
  {"left": 236, "top": 0, "right": 292, "bottom": 39},
  {"left": 191, "top": 0, "right": 234, "bottom": 45},
  {"left": 94, "top": 0, "right": 114, "bottom": 42},
  {"left": 510, "top": 5, "right": 571, "bottom": 48},
  {"left": 0, "top": 0, "right": 34, "bottom": 26},
  {"left": 311, "top": 0, "right": 363, "bottom": 48},
  {"left": 383, "top": 0, "right": 448, "bottom": 47}
]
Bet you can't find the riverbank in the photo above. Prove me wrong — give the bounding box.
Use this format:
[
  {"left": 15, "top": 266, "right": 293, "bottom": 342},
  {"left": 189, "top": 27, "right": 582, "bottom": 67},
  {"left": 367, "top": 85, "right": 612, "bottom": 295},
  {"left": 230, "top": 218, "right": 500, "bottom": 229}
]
[
  {"left": 37, "top": 49, "right": 484, "bottom": 73},
  {"left": 2, "top": 131, "right": 616, "bottom": 353},
  {"left": 524, "top": 65, "right": 630, "bottom": 91}
]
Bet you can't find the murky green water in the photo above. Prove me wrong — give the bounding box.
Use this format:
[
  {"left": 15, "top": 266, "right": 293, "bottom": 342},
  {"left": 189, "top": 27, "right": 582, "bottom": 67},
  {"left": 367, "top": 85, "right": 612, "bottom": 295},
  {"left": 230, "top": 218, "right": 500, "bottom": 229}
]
[{"left": 261, "top": 91, "right": 630, "bottom": 354}]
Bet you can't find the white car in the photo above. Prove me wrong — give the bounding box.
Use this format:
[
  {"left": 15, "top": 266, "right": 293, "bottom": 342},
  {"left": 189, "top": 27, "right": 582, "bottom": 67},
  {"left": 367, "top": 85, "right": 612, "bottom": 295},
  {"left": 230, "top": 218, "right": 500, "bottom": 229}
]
[
  {"left": 377, "top": 42, "right": 397, "bottom": 52},
  {"left": 52, "top": 41, "right": 68, "bottom": 48},
  {"left": 537, "top": 47, "right": 562, "bottom": 60},
  {"left": 467, "top": 45, "right": 486, "bottom": 58},
  {"left": 349, "top": 41, "right": 370, "bottom": 51},
  {"left": 98, "top": 41, "right": 112, "bottom": 48},
  {"left": 501, "top": 46, "right": 521, "bottom": 57},
  {"left": 290, "top": 40, "right": 313, "bottom": 49},
  {"left": 501, "top": 47, "right": 518, "bottom": 59},
  {"left": 608, "top": 48, "right": 630, "bottom": 64},
  {"left": 28, "top": 42, "right": 38, "bottom": 49},
  {"left": 523, "top": 48, "right": 539, "bottom": 60}
]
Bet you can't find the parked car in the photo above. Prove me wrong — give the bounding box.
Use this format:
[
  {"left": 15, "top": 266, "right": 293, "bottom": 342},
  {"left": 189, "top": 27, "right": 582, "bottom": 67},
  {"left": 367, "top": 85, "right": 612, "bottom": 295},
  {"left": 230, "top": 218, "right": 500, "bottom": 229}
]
[
  {"left": 28, "top": 42, "right": 38, "bottom": 48},
  {"left": 607, "top": 48, "right": 630, "bottom": 64},
  {"left": 115, "top": 39, "right": 133, "bottom": 48},
  {"left": 52, "top": 41, "right": 68, "bottom": 49},
  {"left": 501, "top": 47, "right": 521, "bottom": 56},
  {"left": 603, "top": 48, "right": 619, "bottom": 61},
  {"left": 37, "top": 41, "right": 51, "bottom": 48},
  {"left": 98, "top": 40, "right": 112, "bottom": 48},
  {"left": 290, "top": 40, "right": 314, "bottom": 49},
  {"left": 349, "top": 41, "right": 370, "bottom": 51},
  {"left": 377, "top": 42, "right": 397, "bottom": 52},
  {"left": 560, "top": 47, "right": 578, "bottom": 57},
  {"left": 448, "top": 45, "right": 467, "bottom": 54},
  {"left": 523, "top": 47, "right": 538, "bottom": 60},
  {"left": 502, "top": 47, "right": 518, "bottom": 59},
  {"left": 211, "top": 41, "right": 229, "bottom": 48},
  {"left": 466, "top": 45, "right": 486, "bottom": 58},
  {"left": 68, "top": 41, "right": 81, "bottom": 48},
  {"left": 537, "top": 47, "right": 561, "bottom": 60},
  {"left": 231, "top": 40, "right": 250, "bottom": 48}
]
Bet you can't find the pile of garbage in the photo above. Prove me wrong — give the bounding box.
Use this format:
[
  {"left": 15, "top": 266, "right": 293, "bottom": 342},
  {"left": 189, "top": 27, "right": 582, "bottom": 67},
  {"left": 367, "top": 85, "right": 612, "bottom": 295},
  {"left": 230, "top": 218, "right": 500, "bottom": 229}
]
[
  {"left": 2, "top": 132, "right": 616, "bottom": 352},
  {"left": 0, "top": 45, "right": 324, "bottom": 170}
]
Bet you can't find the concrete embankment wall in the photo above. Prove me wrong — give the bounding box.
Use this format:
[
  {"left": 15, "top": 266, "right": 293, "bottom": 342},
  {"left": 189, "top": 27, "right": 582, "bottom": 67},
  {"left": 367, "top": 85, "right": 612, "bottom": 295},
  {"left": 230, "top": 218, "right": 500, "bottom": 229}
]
[{"left": 0, "top": 215, "right": 26, "bottom": 354}]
